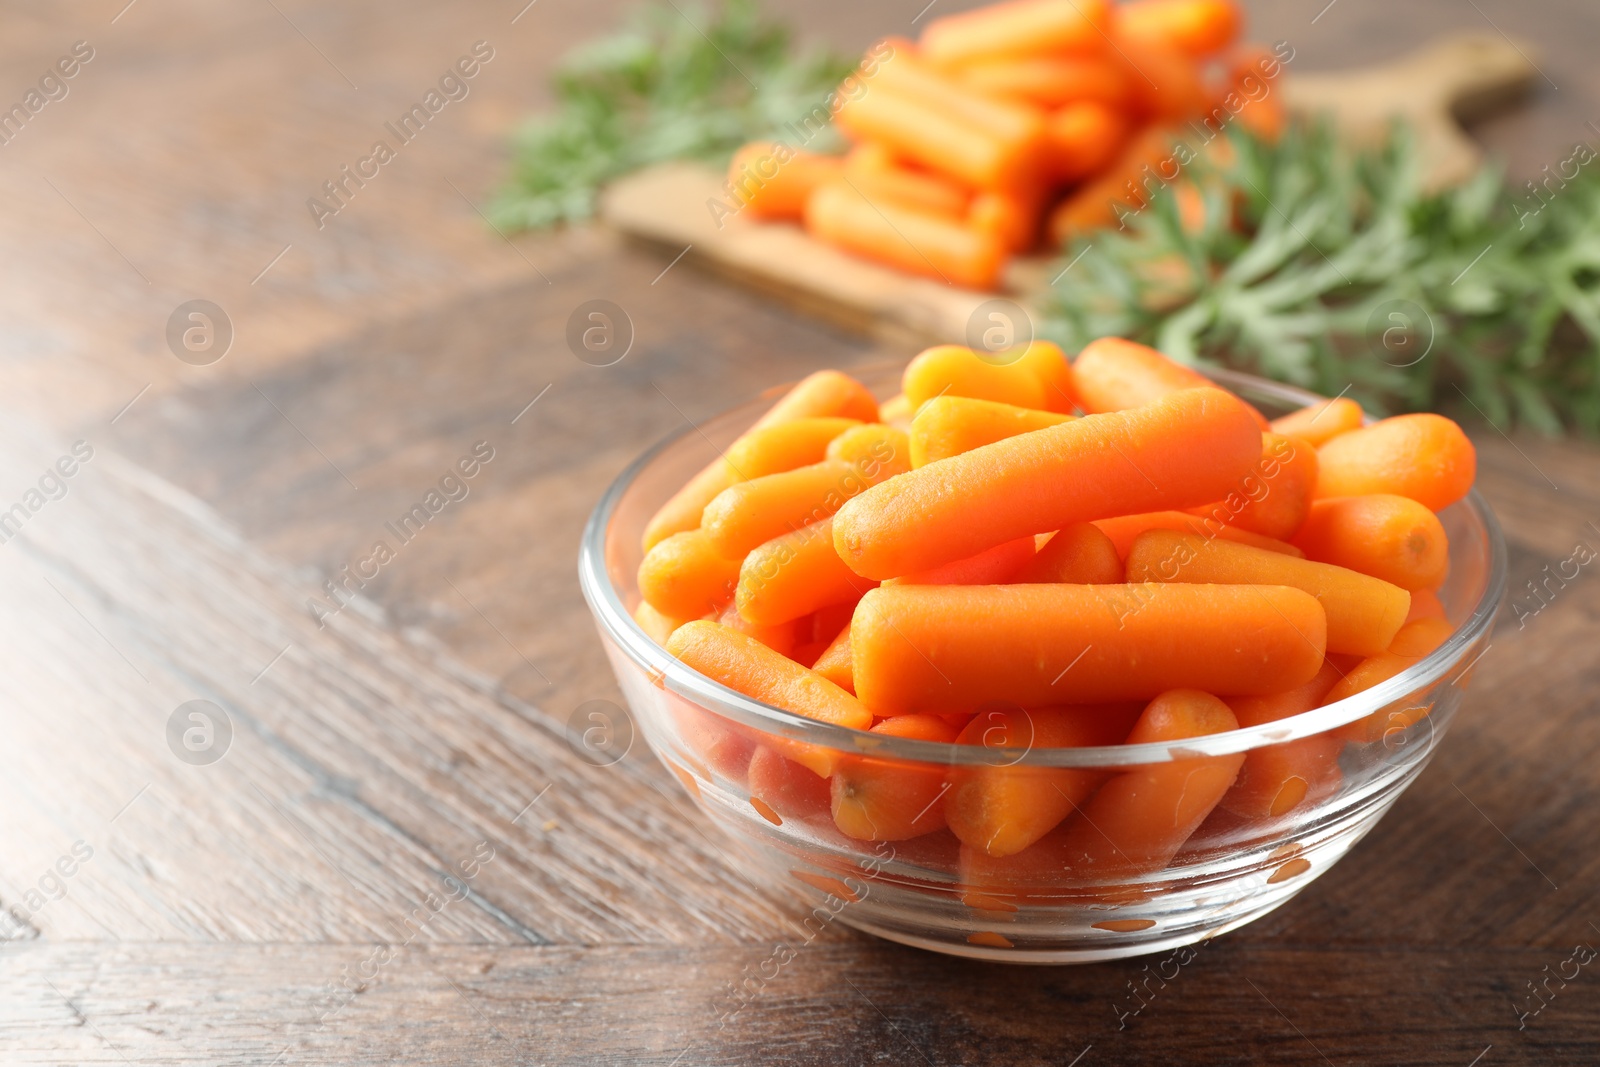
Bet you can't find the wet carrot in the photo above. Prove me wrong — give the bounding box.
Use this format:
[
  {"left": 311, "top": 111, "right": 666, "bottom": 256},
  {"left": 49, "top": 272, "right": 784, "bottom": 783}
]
[
  {"left": 1269, "top": 396, "right": 1364, "bottom": 447},
  {"left": 885, "top": 535, "right": 1037, "bottom": 586},
  {"left": 1125, "top": 530, "right": 1411, "bottom": 656},
  {"left": 1115, "top": 0, "right": 1241, "bottom": 56},
  {"left": 703, "top": 459, "right": 883, "bottom": 558},
  {"left": 851, "top": 582, "right": 1326, "bottom": 713},
  {"left": 727, "top": 143, "right": 847, "bottom": 221},
  {"left": 1406, "top": 587, "right": 1447, "bottom": 624},
  {"left": 825, "top": 423, "right": 912, "bottom": 479},
  {"left": 903, "top": 342, "right": 1074, "bottom": 413},
  {"left": 1219, "top": 659, "right": 1344, "bottom": 819},
  {"left": 811, "top": 619, "right": 855, "bottom": 694},
  {"left": 637, "top": 529, "right": 741, "bottom": 620},
  {"left": 1057, "top": 690, "right": 1246, "bottom": 879},
  {"left": 1043, "top": 100, "right": 1130, "bottom": 181},
  {"left": 959, "top": 55, "right": 1131, "bottom": 108},
  {"left": 747, "top": 745, "right": 833, "bottom": 821},
  {"left": 1328, "top": 617, "right": 1456, "bottom": 742},
  {"left": 633, "top": 600, "right": 689, "bottom": 646},
  {"left": 1014, "top": 522, "right": 1123, "bottom": 583},
  {"left": 831, "top": 714, "right": 963, "bottom": 840},
  {"left": 1186, "top": 433, "right": 1318, "bottom": 541},
  {"left": 921, "top": 0, "right": 1112, "bottom": 68},
  {"left": 716, "top": 600, "right": 800, "bottom": 658},
  {"left": 834, "top": 87, "right": 1034, "bottom": 192},
  {"left": 1293, "top": 495, "right": 1450, "bottom": 591},
  {"left": 667, "top": 621, "right": 873, "bottom": 733},
  {"left": 804, "top": 182, "right": 1007, "bottom": 289},
  {"left": 834, "top": 387, "right": 1262, "bottom": 579},
  {"left": 736, "top": 518, "right": 878, "bottom": 626},
  {"left": 1315, "top": 413, "right": 1477, "bottom": 512},
  {"left": 909, "top": 395, "right": 1074, "bottom": 467},
  {"left": 1070, "top": 337, "right": 1269, "bottom": 429},
  {"left": 947, "top": 704, "right": 1139, "bottom": 857},
  {"left": 723, "top": 417, "right": 863, "bottom": 480},
  {"left": 1094, "top": 510, "right": 1305, "bottom": 558},
  {"left": 643, "top": 370, "right": 878, "bottom": 550}
]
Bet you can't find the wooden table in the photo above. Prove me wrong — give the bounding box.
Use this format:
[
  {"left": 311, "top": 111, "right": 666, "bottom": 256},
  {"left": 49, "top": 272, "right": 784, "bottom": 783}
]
[{"left": 1, "top": 1, "right": 1597, "bottom": 1063}]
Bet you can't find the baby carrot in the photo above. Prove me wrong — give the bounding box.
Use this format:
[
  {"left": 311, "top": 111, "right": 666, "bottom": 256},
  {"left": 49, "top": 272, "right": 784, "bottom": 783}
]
[
  {"left": 1125, "top": 530, "right": 1411, "bottom": 656},
  {"left": 667, "top": 621, "right": 873, "bottom": 733},
  {"left": 642, "top": 370, "right": 878, "bottom": 550},
  {"left": 851, "top": 583, "right": 1326, "bottom": 714},
  {"left": 1406, "top": 587, "right": 1447, "bottom": 624},
  {"left": 633, "top": 601, "right": 689, "bottom": 646},
  {"left": 1315, "top": 413, "right": 1477, "bottom": 512},
  {"left": 969, "top": 188, "right": 1044, "bottom": 253},
  {"left": 703, "top": 459, "right": 883, "bottom": 558},
  {"left": 879, "top": 393, "right": 914, "bottom": 429},
  {"left": 874, "top": 48, "right": 1047, "bottom": 163},
  {"left": 811, "top": 619, "right": 855, "bottom": 694},
  {"left": 1114, "top": 0, "right": 1241, "bottom": 56},
  {"left": 903, "top": 342, "right": 1074, "bottom": 413},
  {"left": 833, "top": 87, "right": 1033, "bottom": 192},
  {"left": 670, "top": 696, "right": 755, "bottom": 783},
  {"left": 947, "top": 704, "right": 1138, "bottom": 857},
  {"left": 805, "top": 182, "right": 1007, "bottom": 289},
  {"left": 1057, "top": 690, "right": 1246, "bottom": 879},
  {"left": 727, "top": 143, "right": 846, "bottom": 221},
  {"left": 1269, "top": 396, "right": 1364, "bottom": 447},
  {"left": 909, "top": 395, "right": 1073, "bottom": 467},
  {"left": 1013, "top": 522, "right": 1123, "bottom": 583},
  {"left": 1042, "top": 101, "right": 1130, "bottom": 181},
  {"left": 834, "top": 387, "right": 1263, "bottom": 579},
  {"left": 1219, "top": 659, "right": 1345, "bottom": 819},
  {"left": 920, "top": 0, "right": 1112, "bottom": 68},
  {"left": 637, "top": 529, "right": 741, "bottom": 620},
  {"left": 1328, "top": 617, "right": 1456, "bottom": 742},
  {"left": 723, "top": 417, "right": 863, "bottom": 480},
  {"left": 1070, "top": 337, "right": 1270, "bottom": 429},
  {"left": 716, "top": 600, "right": 800, "bottom": 659},
  {"left": 959, "top": 55, "right": 1132, "bottom": 109},
  {"left": 1117, "top": 37, "right": 1209, "bottom": 120},
  {"left": 1186, "top": 432, "right": 1318, "bottom": 541},
  {"left": 831, "top": 714, "right": 963, "bottom": 840},
  {"left": 825, "top": 423, "right": 912, "bottom": 479},
  {"left": 885, "top": 535, "right": 1037, "bottom": 586},
  {"left": 1048, "top": 125, "right": 1179, "bottom": 240},
  {"left": 1293, "top": 495, "right": 1450, "bottom": 591},
  {"left": 843, "top": 148, "right": 971, "bottom": 218},
  {"left": 747, "top": 745, "right": 833, "bottom": 821},
  {"left": 1093, "top": 510, "right": 1305, "bottom": 558},
  {"left": 736, "top": 518, "right": 878, "bottom": 626}
]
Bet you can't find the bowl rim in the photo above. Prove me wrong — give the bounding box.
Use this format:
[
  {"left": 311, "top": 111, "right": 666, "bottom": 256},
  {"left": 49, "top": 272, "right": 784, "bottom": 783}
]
[{"left": 578, "top": 366, "right": 1507, "bottom": 767}]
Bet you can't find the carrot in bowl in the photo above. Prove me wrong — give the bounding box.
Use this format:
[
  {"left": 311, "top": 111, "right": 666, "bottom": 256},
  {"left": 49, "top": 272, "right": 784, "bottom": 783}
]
[
  {"left": 1070, "top": 336, "right": 1270, "bottom": 429},
  {"left": 909, "top": 395, "right": 1074, "bottom": 467},
  {"left": 667, "top": 620, "right": 872, "bottom": 734},
  {"left": 736, "top": 518, "right": 877, "bottom": 627},
  {"left": 1293, "top": 495, "right": 1450, "bottom": 591},
  {"left": 1314, "top": 413, "right": 1477, "bottom": 512},
  {"left": 638, "top": 529, "right": 741, "bottom": 620},
  {"left": 1269, "top": 396, "right": 1364, "bottom": 447}
]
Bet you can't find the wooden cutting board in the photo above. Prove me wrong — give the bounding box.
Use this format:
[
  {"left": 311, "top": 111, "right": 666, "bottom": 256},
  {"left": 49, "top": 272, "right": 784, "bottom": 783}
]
[{"left": 599, "top": 31, "right": 1538, "bottom": 346}]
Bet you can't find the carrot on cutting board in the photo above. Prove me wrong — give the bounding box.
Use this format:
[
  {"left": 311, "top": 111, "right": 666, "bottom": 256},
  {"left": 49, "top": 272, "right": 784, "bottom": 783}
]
[
  {"left": 909, "top": 395, "right": 1073, "bottom": 467},
  {"left": 804, "top": 182, "right": 1007, "bottom": 290},
  {"left": 1114, "top": 0, "right": 1242, "bottom": 57},
  {"left": 727, "top": 143, "right": 846, "bottom": 221},
  {"left": 843, "top": 147, "right": 971, "bottom": 219},
  {"left": 1048, "top": 125, "right": 1181, "bottom": 241},
  {"left": 1315, "top": 413, "right": 1477, "bottom": 512},
  {"left": 1116, "top": 37, "right": 1210, "bottom": 121},
  {"left": 637, "top": 529, "right": 741, "bottom": 620},
  {"left": 851, "top": 582, "right": 1326, "bottom": 714},
  {"left": 1057, "top": 690, "right": 1246, "bottom": 880},
  {"left": 834, "top": 387, "right": 1263, "bottom": 579},
  {"left": 1269, "top": 396, "right": 1364, "bottom": 447},
  {"left": 903, "top": 341, "right": 1075, "bottom": 413},
  {"left": 1187, "top": 432, "right": 1318, "bottom": 541},
  {"left": 833, "top": 86, "right": 1034, "bottom": 192},
  {"left": 1013, "top": 522, "right": 1123, "bottom": 583},
  {"left": 1293, "top": 495, "right": 1450, "bottom": 591},
  {"left": 736, "top": 518, "right": 877, "bottom": 626},
  {"left": 1125, "top": 530, "right": 1410, "bottom": 656},
  {"left": 1042, "top": 100, "right": 1130, "bottom": 181},
  {"left": 1219, "top": 659, "right": 1344, "bottom": 819},
  {"left": 920, "top": 0, "right": 1112, "bottom": 68},
  {"left": 969, "top": 188, "right": 1044, "bottom": 253},
  {"left": 831, "top": 714, "right": 963, "bottom": 840},
  {"left": 1070, "top": 337, "right": 1270, "bottom": 429},
  {"left": 642, "top": 370, "right": 878, "bottom": 550},
  {"left": 1094, "top": 510, "right": 1305, "bottom": 558},
  {"left": 873, "top": 47, "right": 1047, "bottom": 162},
  {"left": 959, "top": 55, "right": 1132, "bottom": 108}
]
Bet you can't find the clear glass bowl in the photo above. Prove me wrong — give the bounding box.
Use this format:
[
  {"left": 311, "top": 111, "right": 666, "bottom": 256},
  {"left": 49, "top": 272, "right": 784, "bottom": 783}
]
[{"left": 578, "top": 365, "right": 1505, "bottom": 963}]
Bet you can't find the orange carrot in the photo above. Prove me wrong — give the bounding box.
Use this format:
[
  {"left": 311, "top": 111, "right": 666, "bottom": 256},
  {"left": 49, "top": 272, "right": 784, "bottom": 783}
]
[
  {"left": 727, "top": 143, "right": 847, "bottom": 221},
  {"left": 851, "top": 582, "right": 1326, "bottom": 713},
  {"left": 736, "top": 518, "right": 878, "bottom": 626},
  {"left": 747, "top": 745, "right": 832, "bottom": 821},
  {"left": 1070, "top": 336, "right": 1270, "bottom": 429},
  {"left": 633, "top": 600, "right": 689, "bottom": 645},
  {"left": 1043, "top": 101, "right": 1130, "bottom": 182},
  {"left": 947, "top": 704, "right": 1139, "bottom": 857},
  {"left": 1219, "top": 659, "right": 1344, "bottom": 819},
  {"left": 824, "top": 423, "right": 912, "bottom": 479},
  {"left": 715, "top": 600, "right": 800, "bottom": 658},
  {"left": 1221, "top": 43, "right": 1288, "bottom": 140},
  {"left": 1293, "top": 495, "right": 1450, "bottom": 591},
  {"left": 843, "top": 148, "right": 971, "bottom": 218},
  {"left": 834, "top": 387, "right": 1262, "bottom": 579},
  {"left": 703, "top": 459, "right": 886, "bottom": 557},
  {"left": 834, "top": 86, "right": 1036, "bottom": 192},
  {"left": 920, "top": 0, "right": 1112, "bottom": 68},
  {"left": 1094, "top": 510, "right": 1305, "bottom": 558},
  {"left": 1057, "top": 690, "right": 1245, "bottom": 879},
  {"left": 1328, "top": 617, "right": 1456, "bottom": 742},
  {"left": 1125, "top": 530, "right": 1410, "bottom": 656},
  {"left": 1315, "top": 414, "right": 1477, "bottom": 512},
  {"left": 873, "top": 48, "right": 1048, "bottom": 163},
  {"left": 637, "top": 529, "right": 741, "bottom": 620},
  {"left": 811, "top": 619, "right": 855, "bottom": 694},
  {"left": 1117, "top": 38, "right": 1209, "bottom": 120},
  {"left": 959, "top": 56, "right": 1132, "bottom": 109},
  {"left": 879, "top": 393, "right": 915, "bottom": 429},
  {"left": 886, "top": 535, "right": 1037, "bottom": 586},
  {"left": 909, "top": 395, "right": 1074, "bottom": 467},
  {"left": 723, "top": 417, "right": 863, "bottom": 480},
  {"left": 804, "top": 182, "right": 1006, "bottom": 289},
  {"left": 1114, "top": 0, "right": 1241, "bottom": 57},
  {"left": 831, "top": 715, "right": 963, "bottom": 840},
  {"left": 1269, "top": 396, "right": 1364, "bottom": 447},
  {"left": 1014, "top": 522, "right": 1123, "bottom": 583},
  {"left": 643, "top": 370, "right": 878, "bottom": 550},
  {"left": 670, "top": 696, "right": 755, "bottom": 783},
  {"left": 1186, "top": 432, "right": 1318, "bottom": 540},
  {"left": 902, "top": 342, "right": 1075, "bottom": 413},
  {"left": 1406, "top": 587, "right": 1446, "bottom": 624},
  {"left": 1048, "top": 125, "right": 1180, "bottom": 241},
  {"left": 969, "top": 187, "right": 1043, "bottom": 252},
  {"left": 667, "top": 621, "right": 873, "bottom": 735}
]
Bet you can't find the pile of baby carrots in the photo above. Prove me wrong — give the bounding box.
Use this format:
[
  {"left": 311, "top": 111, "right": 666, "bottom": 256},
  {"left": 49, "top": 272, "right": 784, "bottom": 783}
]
[
  {"left": 634, "top": 337, "right": 1476, "bottom": 895},
  {"left": 724, "top": 0, "right": 1285, "bottom": 289}
]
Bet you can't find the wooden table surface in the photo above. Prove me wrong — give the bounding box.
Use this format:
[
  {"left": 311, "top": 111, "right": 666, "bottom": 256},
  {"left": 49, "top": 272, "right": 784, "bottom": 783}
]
[{"left": 2, "top": 1, "right": 1598, "bottom": 1063}]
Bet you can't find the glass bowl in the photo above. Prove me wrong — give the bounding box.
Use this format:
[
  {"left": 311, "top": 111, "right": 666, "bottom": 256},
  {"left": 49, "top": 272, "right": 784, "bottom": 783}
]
[{"left": 578, "top": 365, "right": 1505, "bottom": 963}]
